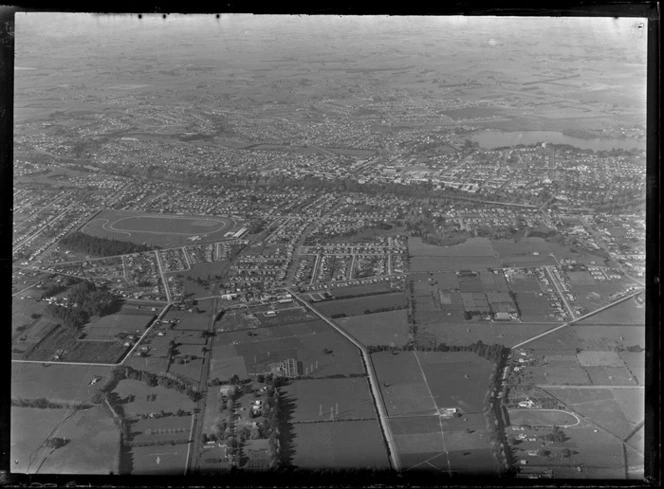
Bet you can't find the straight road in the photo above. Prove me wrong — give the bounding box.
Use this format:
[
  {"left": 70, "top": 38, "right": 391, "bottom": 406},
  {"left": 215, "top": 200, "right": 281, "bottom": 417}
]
[
  {"left": 289, "top": 289, "right": 401, "bottom": 472},
  {"left": 512, "top": 290, "right": 644, "bottom": 350},
  {"left": 186, "top": 298, "right": 218, "bottom": 474},
  {"left": 13, "top": 203, "right": 75, "bottom": 250},
  {"left": 181, "top": 247, "right": 192, "bottom": 271},
  {"left": 154, "top": 250, "right": 172, "bottom": 303},
  {"left": 544, "top": 266, "right": 576, "bottom": 319},
  {"left": 12, "top": 281, "right": 42, "bottom": 298}
]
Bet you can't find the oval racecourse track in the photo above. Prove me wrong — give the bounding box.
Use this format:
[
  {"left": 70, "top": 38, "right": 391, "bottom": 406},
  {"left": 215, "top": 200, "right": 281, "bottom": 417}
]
[
  {"left": 103, "top": 215, "right": 232, "bottom": 236},
  {"left": 508, "top": 409, "right": 581, "bottom": 428}
]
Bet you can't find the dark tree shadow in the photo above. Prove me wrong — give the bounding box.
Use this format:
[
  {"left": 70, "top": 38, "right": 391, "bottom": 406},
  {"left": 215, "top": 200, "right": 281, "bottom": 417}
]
[{"left": 278, "top": 395, "right": 297, "bottom": 467}]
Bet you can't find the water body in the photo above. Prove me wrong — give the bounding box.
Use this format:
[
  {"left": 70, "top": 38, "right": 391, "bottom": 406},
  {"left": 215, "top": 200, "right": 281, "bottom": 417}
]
[{"left": 470, "top": 130, "right": 644, "bottom": 152}]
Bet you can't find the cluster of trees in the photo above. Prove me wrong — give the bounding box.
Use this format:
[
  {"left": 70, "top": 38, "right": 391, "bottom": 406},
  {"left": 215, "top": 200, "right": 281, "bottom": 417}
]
[
  {"left": 95, "top": 365, "right": 202, "bottom": 403},
  {"left": 45, "top": 304, "right": 90, "bottom": 330},
  {"left": 42, "top": 283, "right": 68, "bottom": 298},
  {"left": 125, "top": 365, "right": 202, "bottom": 401},
  {"left": 69, "top": 281, "right": 122, "bottom": 316},
  {"left": 45, "top": 280, "right": 122, "bottom": 330},
  {"left": 59, "top": 231, "right": 155, "bottom": 257},
  {"left": 544, "top": 426, "right": 568, "bottom": 443},
  {"left": 247, "top": 218, "right": 268, "bottom": 235},
  {"left": 45, "top": 437, "right": 69, "bottom": 449},
  {"left": 318, "top": 288, "right": 398, "bottom": 302},
  {"left": 362, "top": 304, "right": 408, "bottom": 315}
]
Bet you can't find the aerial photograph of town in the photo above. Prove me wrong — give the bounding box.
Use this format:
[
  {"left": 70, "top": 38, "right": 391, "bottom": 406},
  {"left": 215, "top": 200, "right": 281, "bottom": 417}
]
[{"left": 8, "top": 12, "right": 650, "bottom": 483}]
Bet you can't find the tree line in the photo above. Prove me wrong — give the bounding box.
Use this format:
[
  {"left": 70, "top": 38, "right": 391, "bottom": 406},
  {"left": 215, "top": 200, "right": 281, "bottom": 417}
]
[
  {"left": 366, "top": 340, "right": 508, "bottom": 365},
  {"left": 59, "top": 231, "right": 156, "bottom": 257}
]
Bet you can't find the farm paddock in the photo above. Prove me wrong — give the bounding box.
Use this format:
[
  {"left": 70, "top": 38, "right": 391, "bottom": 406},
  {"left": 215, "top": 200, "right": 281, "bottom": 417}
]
[{"left": 290, "top": 420, "right": 390, "bottom": 469}]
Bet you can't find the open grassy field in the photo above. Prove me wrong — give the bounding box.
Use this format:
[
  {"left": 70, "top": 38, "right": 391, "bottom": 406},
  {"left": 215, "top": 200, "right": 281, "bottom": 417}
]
[
  {"left": 505, "top": 273, "right": 541, "bottom": 293},
  {"left": 314, "top": 292, "right": 407, "bottom": 318},
  {"left": 331, "top": 281, "right": 397, "bottom": 298},
  {"left": 218, "top": 321, "right": 365, "bottom": 377},
  {"left": 129, "top": 443, "right": 188, "bottom": 475},
  {"left": 208, "top": 344, "right": 248, "bottom": 382},
  {"left": 114, "top": 379, "right": 195, "bottom": 417},
  {"left": 415, "top": 351, "right": 493, "bottom": 413},
  {"left": 130, "top": 416, "right": 192, "bottom": 444},
  {"left": 11, "top": 407, "right": 75, "bottom": 473},
  {"left": 545, "top": 385, "right": 643, "bottom": 430},
  {"left": 12, "top": 293, "right": 55, "bottom": 340},
  {"left": 430, "top": 271, "right": 460, "bottom": 289},
  {"left": 83, "top": 309, "right": 155, "bottom": 341},
  {"left": 12, "top": 316, "right": 60, "bottom": 358},
  {"left": 12, "top": 363, "right": 113, "bottom": 404},
  {"left": 542, "top": 385, "right": 639, "bottom": 440},
  {"left": 563, "top": 400, "right": 636, "bottom": 440},
  {"left": 409, "top": 237, "right": 495, "bottom": 257},
  {"left": 508, "top": 409, "right": 580, "bottom": 427},
  {"left": 389, "top": 415, "right": 442, "bottom": 435},
  {"left": 11, "top": 405, "right": 120, "bottom": 475},
  {"left": 290, "top": 420, "right": 390, "bottom": 469},
  {"left": 335, "top": 310, "right": 410, "bottom": 347},
  {"left": 421, "top": 322, "right": 553, "bottom": 348},
  {"left": 585, "top": 366, "right": 638, "bottom": 386},
  {"left": 372, "top": 351, "right": 436, "bottom": 416},
  {"left": 570, "top": 280, "right": 641, "bottom": 312},
  {"left": 458, "top": 275, "right": 484, "bottom": 293},
  {"left": 167, "top": 309, "right": 211, "bottom": 331},
  {"left": 80, "top": 210, "right": 240, "bottom": 248},
  {"left": 619, "top": 352, "right": 645, "bottom": 384},
  {"left": 577, "top": 350, "right": 625, "bottom": 367},
  {"left": 410, "top": 256, "right": 501, "bottom": 272},
  {"left": 514, "top": 292, "right": 560, "bottom": 321},
  {"left": 572, "top": 325, "right": 645, "bottom": 350},
  {"left": 525, "top": 365, "right": 592, "bottom": 385},
  {"left": 408, "top": 237, "right": 500, "bottom": 271},
  {"left": 576, "top": 298, "right": 645, "bottom": 324},
  {"left": 281, "top": 378, "right": 376, "bottom": 422},
  {"left": 168, "top": 356, "right": 204, "bottom": 383}
]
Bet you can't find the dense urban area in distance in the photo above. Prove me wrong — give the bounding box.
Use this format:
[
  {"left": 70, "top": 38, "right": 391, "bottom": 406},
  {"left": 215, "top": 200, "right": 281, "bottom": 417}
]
[{"left": 11, "top": 14, "right": 647, "bottom": 482}]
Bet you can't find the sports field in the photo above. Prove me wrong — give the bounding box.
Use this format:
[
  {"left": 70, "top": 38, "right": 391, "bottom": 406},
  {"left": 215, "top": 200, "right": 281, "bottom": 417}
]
[
  {"left": 130, "top": 443, "right": 188, "bottom": 475},
  {"left": 80, "top": 210, "right": 241, "bottom": 248},
  {"left": 508, "top": 409, "right": 580, "bottom": 427},
  {"left": 290, "top": 420, "right": 390, "bottom": 469},
  {"left": 335, "top": 310, "right": 410, "bottom": 347}
]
